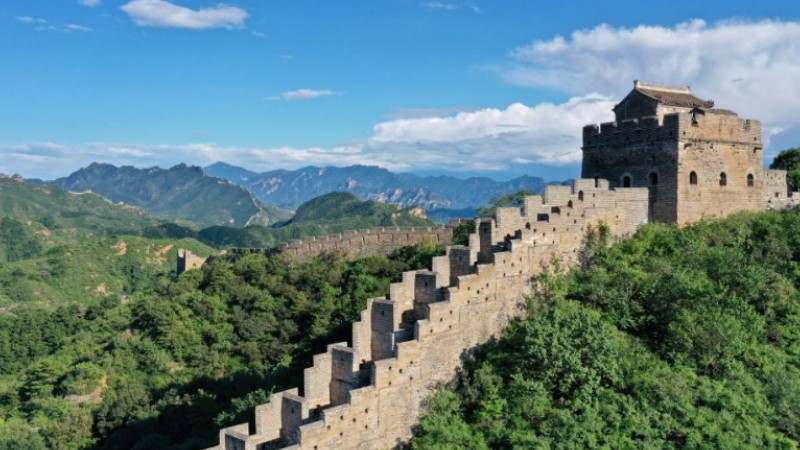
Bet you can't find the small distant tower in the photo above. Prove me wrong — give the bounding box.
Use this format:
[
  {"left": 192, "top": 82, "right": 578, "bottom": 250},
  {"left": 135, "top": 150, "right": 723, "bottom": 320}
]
[
  {"left": 177, "top": 249, "right": 207, "bottom": 274},
  {"left": 581, "top": 80, "right": 779, "bottom": 225}
]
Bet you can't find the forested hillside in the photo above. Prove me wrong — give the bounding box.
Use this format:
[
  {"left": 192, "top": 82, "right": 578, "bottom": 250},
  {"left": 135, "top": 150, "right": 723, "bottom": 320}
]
[
  {"left": 0, "top": 177, "right": 153, "bottom": 242},
  {"left": 0, "top": 167, "right": 446, "bottom": 449},
  {"left": 0, "top": 233, "right": 214, "bottom": 309},
  {"left": 0, "top": 240, "right": 444, "bottom": 449},
  {"left": 413, "top": 209, "right": 800, "bottom": 448},
  {"left": 6, "top": 177, "right": 800, "bottom": 449}
]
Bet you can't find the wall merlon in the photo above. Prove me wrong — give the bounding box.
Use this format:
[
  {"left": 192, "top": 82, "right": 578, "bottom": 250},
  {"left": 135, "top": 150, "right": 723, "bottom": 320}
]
[
  {"left": 431, "top": 255, "right": 451, "bottom": 287},
  {"left": 370, "top": 299, "right": 396, "bottom": 361},
  {"left": 253, "top": 388, "right": 299, "bottom": 442},
  {"left": 303, "top": 352, "right": 332, "bottom": 410},
  {"left": 280, "top": 393, "right": 309, "bottom": 444},
  {"left": 351, "top": 310, "right": 372, "bottom": 365}
]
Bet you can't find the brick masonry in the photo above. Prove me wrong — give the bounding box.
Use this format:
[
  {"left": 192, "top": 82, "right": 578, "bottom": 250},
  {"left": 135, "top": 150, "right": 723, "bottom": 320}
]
[
  {"left": 204, "top": 183, "right": 650, "bottom": 450},
  {"left": 278, "top": 225, "right": 455, "bottom": 261}
]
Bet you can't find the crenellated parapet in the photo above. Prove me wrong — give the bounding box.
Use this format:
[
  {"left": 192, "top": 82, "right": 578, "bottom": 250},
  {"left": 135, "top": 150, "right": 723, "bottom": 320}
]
[
  {"left": 204, "top": 180, "right": 649, "bottom": 450},
  {"left": 583, "top": 111, "right": 761, "bottom": 150},
  {"left": 582, "top": 115, "right": 668, "bottom": 148}
]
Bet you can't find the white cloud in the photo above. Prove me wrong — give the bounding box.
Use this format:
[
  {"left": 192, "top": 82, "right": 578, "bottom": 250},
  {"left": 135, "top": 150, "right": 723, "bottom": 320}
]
[
  {"left": 370, "top": 94, "right": 613, "bottom": 165},
  {"left": 79, "top": 0, "right": 101, "bottom": 7},
  {"left": 10, "top": 18, "right": 800, "bottom": 180},
  {"left": 17, "top": 16, "right": 93, "bottom": 33},
  {"left": 268, "top": 89, "right": 340, "bottom": 101},
  {"left": 66, "top": 24, "right": 93, "bottom": 32},
  {"left": 422, "top": 2, "right": 457, "bottom": 10},
  {"left": 0, "top": 95, "right": 613, "bottom": 179},
  {"left": 503, "top": 19, "right": 800, "bottom": 127},
  {"left": 15, "top": 16, "right": 47, "bottom": 24},
  {"left": 121, "top": 0, "right": 247, "bottom": 30},
  {"left": 252, "top": 31, "right": 267, "bottom": 38},
  {"left": 0, "top": 141, "right": 391, "bottom": 180}
]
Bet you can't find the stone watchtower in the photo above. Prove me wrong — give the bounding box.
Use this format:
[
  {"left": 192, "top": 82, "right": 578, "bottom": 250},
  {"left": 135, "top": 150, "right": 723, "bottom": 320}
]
[{"left": 582, "top": 80, "right": 785, "bottom": 225}]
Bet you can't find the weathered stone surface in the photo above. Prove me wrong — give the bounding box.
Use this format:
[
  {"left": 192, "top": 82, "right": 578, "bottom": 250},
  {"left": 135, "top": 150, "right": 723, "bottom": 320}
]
[
  {"left": 582, "top": 81, "right": 800, "bottom": 224},
  {"left": 205, "top": 183, "right": 649, "bottom": 450}
]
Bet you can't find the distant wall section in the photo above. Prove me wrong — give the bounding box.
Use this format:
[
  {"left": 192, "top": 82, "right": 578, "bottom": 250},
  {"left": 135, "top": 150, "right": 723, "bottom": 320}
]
[
  {"left": 276, "top": 225, "right": 454, "bottom": 261},
  {"left": 177, "top": 249, "right": 207, "bottom": 274}
]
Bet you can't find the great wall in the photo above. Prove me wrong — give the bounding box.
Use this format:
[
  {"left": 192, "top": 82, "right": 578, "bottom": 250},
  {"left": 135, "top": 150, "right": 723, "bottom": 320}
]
[
  {"left": 202, "top": 81, "right": 800, "bottom": 449},
  {"left": 177, "top": 226, "right": 455, "bottom": 274}
]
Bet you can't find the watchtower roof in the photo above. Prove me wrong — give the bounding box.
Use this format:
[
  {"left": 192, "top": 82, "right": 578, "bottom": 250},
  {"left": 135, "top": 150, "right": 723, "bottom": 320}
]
[{"left": 627, "top": 80, "right": 714, "bottom": 109}]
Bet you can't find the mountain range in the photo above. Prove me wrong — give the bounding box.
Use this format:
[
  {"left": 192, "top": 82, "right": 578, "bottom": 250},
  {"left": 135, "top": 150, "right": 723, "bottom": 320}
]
[
  {"left": 204, "top": 162, "right": 548, "bottom": 212},
  {"left": 46, "top": 163, "right": 292, "bottom": 228}
]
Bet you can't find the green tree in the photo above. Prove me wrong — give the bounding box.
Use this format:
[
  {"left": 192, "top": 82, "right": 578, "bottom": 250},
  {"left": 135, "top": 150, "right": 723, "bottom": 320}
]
[
  {"left": 477, "top": 189, "right": 537, "bottom": 217},
  {"left": 0, "top": 217, "right": 43, "bottom": 263},
  {"left": 770, "top": 147, "right": 800, "bottom": 192}
]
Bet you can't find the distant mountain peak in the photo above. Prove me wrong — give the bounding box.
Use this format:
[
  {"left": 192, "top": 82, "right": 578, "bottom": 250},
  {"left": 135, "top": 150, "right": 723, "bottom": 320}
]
[{"left": 204, "top": 162, "right": 547, "bottom": 216}]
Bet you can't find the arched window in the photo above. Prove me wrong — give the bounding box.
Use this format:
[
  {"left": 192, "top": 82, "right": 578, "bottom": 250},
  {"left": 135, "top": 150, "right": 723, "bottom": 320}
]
[
  {"left": 578, "top": 191, "right": 584, "bottom": 201},
  {"left": 690, "top": 171, "right": 698, "bottom": 185},
  {"left": 622, "top": 175, "right": 632, "bottom": 188},
  {"left": 594, "top": 177, "right": 600, "bottom": 188},
  {"left": 567, "top": 200, "right": 573, "bottom": 208},
  {"left": 551, "top": 206, "right": 561, "bottom": 215},
  {"left": 747, "top": 173, "right": 754, "bottom": 187},
  {"left": 719, "top": 172, "right": 727, "bottom": 187},
  {"left": 649, "top": 172, "right": 659, "bottom": 186}
]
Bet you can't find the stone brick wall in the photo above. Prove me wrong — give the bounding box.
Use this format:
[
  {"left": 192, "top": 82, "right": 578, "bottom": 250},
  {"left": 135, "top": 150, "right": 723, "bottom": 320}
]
[
  {"left": 583, "top": 109, "right": 779, "bottom": 225},
  {"left": 186, "top": 226, "right": 456, "bottom": 271},
  {"left": 204, "top": 181, "right": 649, "bottom": 450},
  {"left": 276, "top": 226, "right": 454, "bottom": 261},
  {"left": 674, "top": 112, "right": 764, "bottom": 223}
]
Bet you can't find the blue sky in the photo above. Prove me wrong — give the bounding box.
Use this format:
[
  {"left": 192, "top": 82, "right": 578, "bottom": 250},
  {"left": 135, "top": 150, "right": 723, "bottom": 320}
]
[{"left": 2, "top": 1, "right": 800, "bottom": 180}]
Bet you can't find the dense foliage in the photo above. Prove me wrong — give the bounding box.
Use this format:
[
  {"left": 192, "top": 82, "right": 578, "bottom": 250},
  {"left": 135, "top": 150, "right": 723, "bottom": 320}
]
[
  {"left": 288, "top": 191, "right": 430, "bottom": 226},
  {"left": 413, "top": 209, "right": 800, "bottom": 448},
  {"left": 770, "top": 147, "right": 800, "bottom": 192},
  {"left": 0, "top": 238, "right": 443, "bottom": 449}
]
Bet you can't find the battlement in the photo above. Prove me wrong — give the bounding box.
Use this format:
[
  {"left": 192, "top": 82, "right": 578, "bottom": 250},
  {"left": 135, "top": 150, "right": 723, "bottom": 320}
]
[
  {"left": 206, "top": 179, "right": 649, "bottom": 450},
  {"left": 583, "top": 111, "right": 761, "bottom": 149}
]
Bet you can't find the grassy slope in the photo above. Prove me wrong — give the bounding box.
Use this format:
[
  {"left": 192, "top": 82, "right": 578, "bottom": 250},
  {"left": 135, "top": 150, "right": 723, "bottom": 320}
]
[
  {"left": 0, "top": 177, "right": 154, "bottom": 242},
  {"left": 0, "top": 235, "right": 215, "bottom": 309}
]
